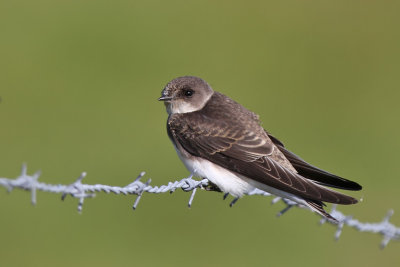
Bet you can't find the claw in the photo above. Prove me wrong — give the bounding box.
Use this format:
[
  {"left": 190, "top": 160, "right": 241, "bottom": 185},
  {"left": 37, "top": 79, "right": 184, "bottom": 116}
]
[
  {"left": 277, "top": 205, "right": 293, "bottom": 217},
  {"left": 229, "top": 197, "right": 239, "bottom": 207}
]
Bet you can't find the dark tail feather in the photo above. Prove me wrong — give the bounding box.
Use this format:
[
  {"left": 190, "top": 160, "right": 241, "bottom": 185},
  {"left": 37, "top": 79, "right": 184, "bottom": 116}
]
[
  {"left": 305, "top": 199, "right": 338, "bottom": 223},
  {"left": 267, "top": 133, "right": 362, "bottom": 191}
]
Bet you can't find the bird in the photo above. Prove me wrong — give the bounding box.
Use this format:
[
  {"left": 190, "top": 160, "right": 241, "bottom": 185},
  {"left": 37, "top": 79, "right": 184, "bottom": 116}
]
[{"left": 158, "top": 76, "right": 362, "bottom": 222}]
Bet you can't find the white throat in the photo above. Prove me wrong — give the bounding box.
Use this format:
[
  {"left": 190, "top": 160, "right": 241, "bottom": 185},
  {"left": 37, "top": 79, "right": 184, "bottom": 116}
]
[{"left": 166, "top": 94, "right": 212, "bottom": 114}]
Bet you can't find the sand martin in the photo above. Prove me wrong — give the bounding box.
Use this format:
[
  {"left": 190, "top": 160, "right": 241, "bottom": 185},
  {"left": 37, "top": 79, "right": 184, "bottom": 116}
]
[{"left": 159, "top": 76, "right": 362, "bottom": 221}]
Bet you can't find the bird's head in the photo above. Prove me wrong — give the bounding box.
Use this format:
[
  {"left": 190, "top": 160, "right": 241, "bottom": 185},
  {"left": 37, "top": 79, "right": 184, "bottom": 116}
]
[{"left": 159, "top": 76, "right": 214, "bottom": 114}]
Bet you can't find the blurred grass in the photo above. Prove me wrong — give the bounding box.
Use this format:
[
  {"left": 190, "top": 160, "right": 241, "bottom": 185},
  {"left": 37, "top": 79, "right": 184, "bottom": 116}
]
[{"left": 0, "top": 0, "right": 399, "bottom": 266}]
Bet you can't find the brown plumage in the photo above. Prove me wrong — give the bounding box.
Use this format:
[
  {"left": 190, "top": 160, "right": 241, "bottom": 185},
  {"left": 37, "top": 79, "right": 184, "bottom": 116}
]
[{"left": 160, "top": 76, "right": 362, "bottom": 221}]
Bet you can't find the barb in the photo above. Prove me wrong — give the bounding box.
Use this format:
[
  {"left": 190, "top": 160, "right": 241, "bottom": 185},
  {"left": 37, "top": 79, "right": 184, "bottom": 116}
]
[{"left": 0, "top": 164, "right": 399, "bottom": 248}]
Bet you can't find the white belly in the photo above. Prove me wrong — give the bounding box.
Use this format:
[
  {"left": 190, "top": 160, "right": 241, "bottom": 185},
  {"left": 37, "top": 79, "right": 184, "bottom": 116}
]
[
  {"left": 174, "top": 146, "right": 254, "bottom": 197},
  {"left": 174, "top": 145, "right": 309, "bottom": 206}
]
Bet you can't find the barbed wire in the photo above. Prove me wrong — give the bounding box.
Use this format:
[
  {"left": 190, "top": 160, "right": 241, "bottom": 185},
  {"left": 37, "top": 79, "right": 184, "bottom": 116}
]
[{"left": 0, "top": 164, "right": 399, "bottom": 248}]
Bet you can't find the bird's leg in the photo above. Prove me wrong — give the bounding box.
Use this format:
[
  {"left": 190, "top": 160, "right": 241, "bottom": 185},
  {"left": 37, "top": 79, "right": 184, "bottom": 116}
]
[
  {"left": 229, "top": 197, "right": 239, "bottom": 207},
  {"left": 202, "top": 181, "right": 240, "bottom": 207},
  {"left": 203, "top": 181, "right": 222, "bottom": 192}
]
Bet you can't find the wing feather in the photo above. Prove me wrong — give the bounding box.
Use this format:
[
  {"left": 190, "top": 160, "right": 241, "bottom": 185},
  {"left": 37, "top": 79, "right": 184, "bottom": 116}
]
[
  {"left": 267, "top": 133, "right": 362, "bottom": 191},
  {"left": 167, "top": 92, "right": 358, "bottom": 204}
]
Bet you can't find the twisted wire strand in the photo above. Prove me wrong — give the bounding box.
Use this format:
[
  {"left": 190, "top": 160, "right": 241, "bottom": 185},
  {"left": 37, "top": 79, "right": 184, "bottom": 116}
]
[{"left": 0, "top": 164, "right": 399, "bottom": 248}]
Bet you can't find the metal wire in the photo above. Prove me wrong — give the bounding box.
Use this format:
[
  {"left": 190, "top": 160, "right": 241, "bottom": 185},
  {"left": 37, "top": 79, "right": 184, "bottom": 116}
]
[{"left": 0, "top": 164, "right": 399, "bottom": 248}]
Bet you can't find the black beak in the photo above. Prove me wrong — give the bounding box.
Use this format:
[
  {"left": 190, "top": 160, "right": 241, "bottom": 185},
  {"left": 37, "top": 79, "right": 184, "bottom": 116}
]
[{"left": 158, "top": 96, "right": 173, "bottom": 101}]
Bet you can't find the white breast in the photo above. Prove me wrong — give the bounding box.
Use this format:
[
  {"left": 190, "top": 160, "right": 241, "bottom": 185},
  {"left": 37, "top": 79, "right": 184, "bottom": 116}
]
[
  {"left": 174, "top": 145, "right": 255, "bottom": 197},
  {"left": 173, "top": 144, "right": 310, "bottom": 206}
]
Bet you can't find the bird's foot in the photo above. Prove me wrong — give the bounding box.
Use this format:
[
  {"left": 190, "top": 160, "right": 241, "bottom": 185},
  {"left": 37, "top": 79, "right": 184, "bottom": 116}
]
[{"left": 203, "top": 182, "right": 222, "bottom": 192}]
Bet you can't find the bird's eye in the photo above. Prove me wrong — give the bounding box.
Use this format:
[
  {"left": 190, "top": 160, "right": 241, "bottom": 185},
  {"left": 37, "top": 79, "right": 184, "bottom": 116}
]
[{"left": 184, "top": 89, "right": 194, "bottom": 97}]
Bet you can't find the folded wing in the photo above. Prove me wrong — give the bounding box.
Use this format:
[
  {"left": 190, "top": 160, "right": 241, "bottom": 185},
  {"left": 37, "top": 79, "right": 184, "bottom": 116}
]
[
  {"left": 267, "top": 133, "right": 362, "bottom": 191},
  {"left": 168, "top": 111, "right": 359, "bottom": 204}
]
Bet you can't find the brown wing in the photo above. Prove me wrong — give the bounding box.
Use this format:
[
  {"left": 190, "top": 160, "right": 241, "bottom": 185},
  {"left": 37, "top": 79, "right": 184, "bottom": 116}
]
[
  {"left": 170, "top": 121, "right": 273, "bottom": 162},
  {"left": 267, "top": 133, "right": 362, "bottom": 191},
  {"left": 168, "top": 93, "right": 358, "bottom": 204}
]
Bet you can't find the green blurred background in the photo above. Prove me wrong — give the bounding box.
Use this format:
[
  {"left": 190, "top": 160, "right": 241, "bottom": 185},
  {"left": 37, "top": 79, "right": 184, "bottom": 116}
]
[{"left": 1, "top": 0, "right": 399, "bottom": 266}]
